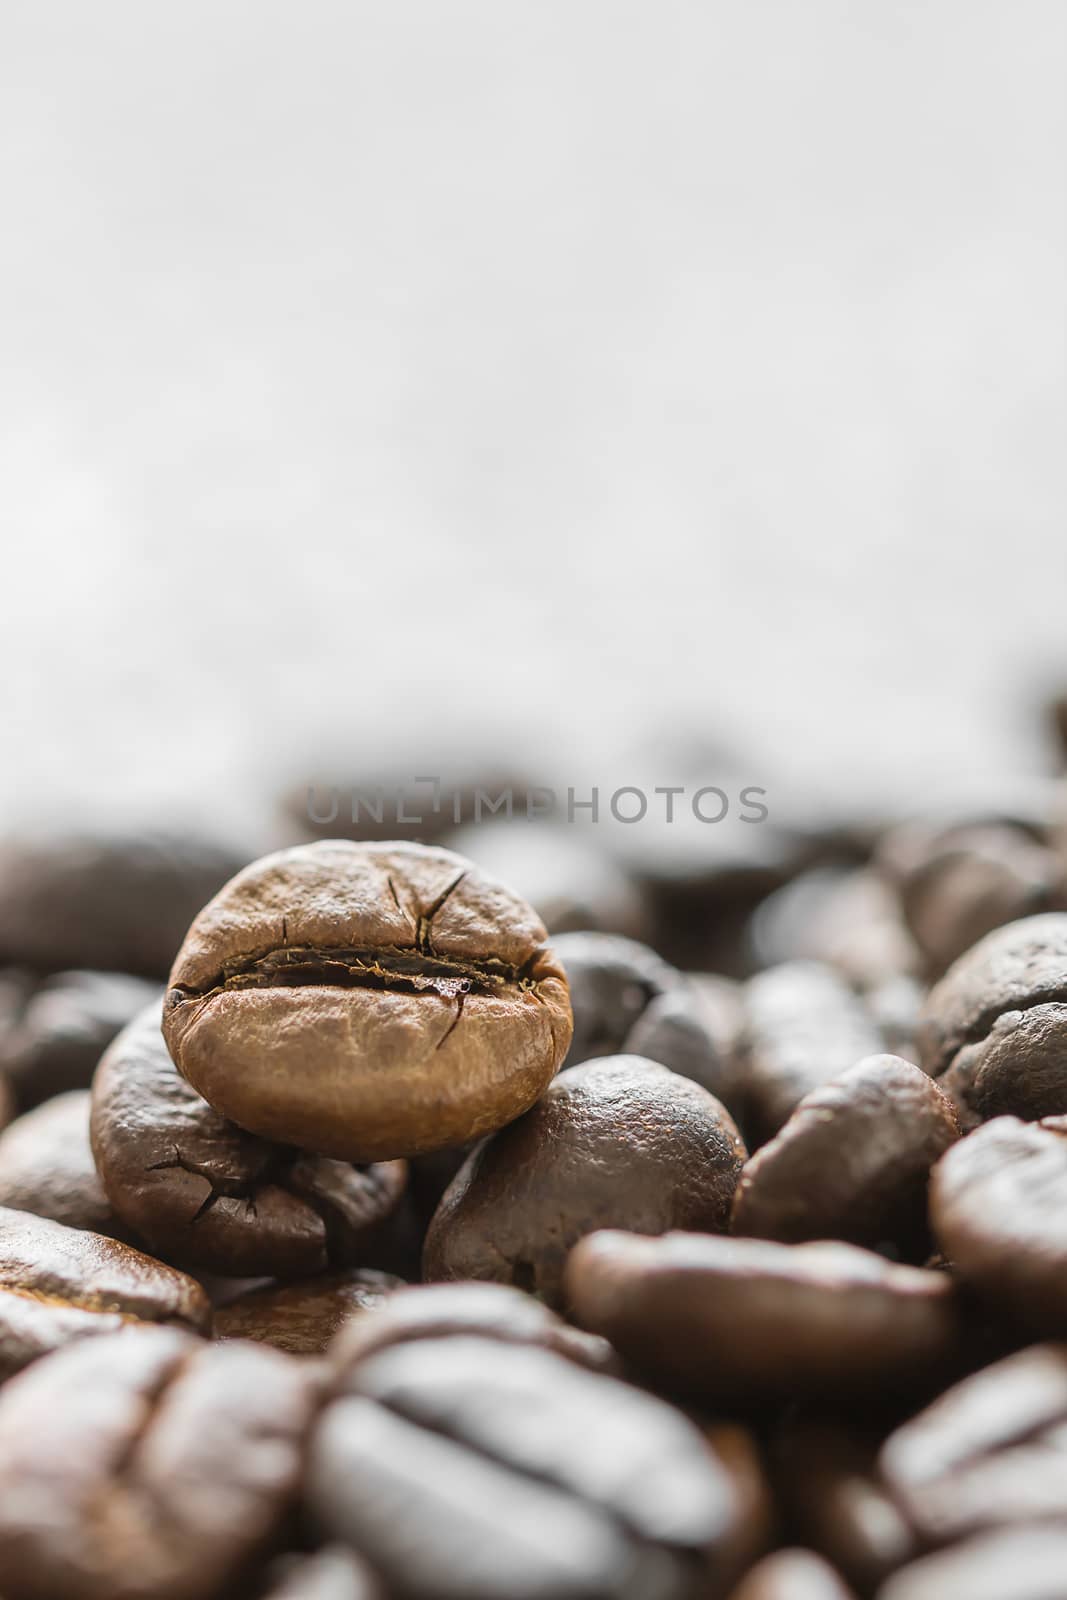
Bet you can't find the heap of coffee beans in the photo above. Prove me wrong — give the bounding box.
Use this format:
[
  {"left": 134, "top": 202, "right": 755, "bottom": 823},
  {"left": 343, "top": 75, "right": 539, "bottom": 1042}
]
[{"left": 0, "top": 798, "right": 1067, "bottom": 1598}]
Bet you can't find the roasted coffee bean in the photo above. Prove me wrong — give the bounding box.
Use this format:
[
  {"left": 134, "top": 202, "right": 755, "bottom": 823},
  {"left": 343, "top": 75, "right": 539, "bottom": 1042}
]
[
  {"left": 424, "top": 1056, "right": 746, "bottom": 1309},
  {"left": 0, "top": 967, "right": 160, "bottom": 1110},
  {"left": 92, "top": 1005, "right": 408, "bottom": 1279},
  {"left": 566, "top": 1231, "right": 959, "bottom": 1407},
  {"left": 309, "top": 1333, "right": 738, "bottom": 1600},
  {"left": 879, "top": 1343, "right": 1067, "bottom": 1547},
  {"left": 916, "top": 912, "right": 1067, "bottom": 1124},
  {"left": 163, "top": 841, "right": 573, "bottom": 1162},
  {"left": 444, "top": 820, "right": 646, "bottom": 937},
  {"left": 0, "top": 827, "right": 250, "bottom": 978},
  {"left": 0, "top": 1205, "right": 209, "bottom": 1380},
  {"left": 329, "top": 1280, "right": 617, "bottom": 1374},
  {"left": 215, "top": 1268, "right": 402, "bottom": 1355},
  {"left": 256, "top": 1545, "right": 383, "bottom": 1600},
  {"left": 889, "top": 823, "right": 1065, "bottom": 978},
  {"left": 731, "top": 1056, "right": 958, "bottom": 1258},
  {"left": 699, "top": 1424, "right": 776, "bottom": 1594},
  {"left": 930, "top": 1115, "right": 1067, "bottom": 1332},
  {"left": 771, "top": 1420, "right": 918, "bottom": 1593},
  {"left": 554, "top": 933, "right": 736, "bottom": 1105},
  {"left": 876, "top": 1526, "right": 1067, "bottom": 1600},
  {"left": 726, "top": 1548, "right": 857, "bottom": 1600},
  {"left": 750, "top": 868, "right": 921, "bottom": 992},
  {"left": 740, "top": 962, "right": 884, "bottom": 1144},
  {"left": 0, "top": 1325, "right": 322, "bottom": 1600},
  {"left": 0, "top": 1090, "right": 137, "bottom": 1240}
]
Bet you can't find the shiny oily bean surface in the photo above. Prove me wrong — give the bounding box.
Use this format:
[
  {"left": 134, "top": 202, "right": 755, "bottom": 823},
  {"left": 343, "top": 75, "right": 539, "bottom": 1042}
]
[
  {"left": 566, "top": 1231, "right": 959, "bottom": 1407},
  {"left": 878, "top": 1343, "right": 1067, "bottom": 1545},
  {"left": 310, "top": 1333, "right": 736, "bottom": 1600},
  {"left": 425, "top": 1055, "right": 746, "bottom": 1309},
  {"left": 163, "top": 841, "right": 572, "bottom": 1162},
  {"left": 726, "top": 1548, "right": 857, "bottom": 1600},
  {"left": 215, "top": 1268, "right": 402, "bottom": 1356},
  {"left": 875, "top": 1526, "right": 1067, "bottom": 1600},
  {"left": 92, "top": 1005, "right": 407, "bottom": 1279},
  {"left": 328, "top": 1280, "right": 617, "bottom": 1375},
  {"left": 0, "top": 1205, "right": 209, "bottom": 1381},
  {"left": 0, "top": 1326, "right": 322, "bottom": 1600},
  {"left": 731, "top": 1055, "right": 958, "bottom": 1258},
  {"left": 0, "top": 1090, "right": 137, "bottom": 1241},
  {"left": 740, "top": 962, "right": 884, "bottom": 1144},
  {"left": 917, "top": 913, "right": 1067, "bottom": 1124},
  {"left": 930, "top": 1115, "right": 1067, "bottom": 1333}
]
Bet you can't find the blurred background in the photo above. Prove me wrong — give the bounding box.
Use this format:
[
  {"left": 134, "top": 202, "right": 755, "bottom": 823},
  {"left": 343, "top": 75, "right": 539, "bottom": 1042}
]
[{"left": 2, "top": 1, "right": 1065, "bottom": 838}]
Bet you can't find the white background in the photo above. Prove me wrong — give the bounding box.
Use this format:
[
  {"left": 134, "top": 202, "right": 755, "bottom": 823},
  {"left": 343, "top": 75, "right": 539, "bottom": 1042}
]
[{"left": 3, "top": 3, "right": 1065, "bottom": 831}]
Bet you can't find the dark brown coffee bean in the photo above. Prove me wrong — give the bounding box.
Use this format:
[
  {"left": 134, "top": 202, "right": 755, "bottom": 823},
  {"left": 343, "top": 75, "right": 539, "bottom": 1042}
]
[
  {"left": 424, "top": 1056, "right": 746, "bottom": 1309},
  {"left": 0, "top": 967, "right": 160, "bottom": 1110},
  {"left": 215, "top": 1268, "right": 402, "bottom": 1355},
  {"left": 700, "top": 1423, "right": 776, "bottom": 1594},
  {"left": 444, "top": 820, "right": 646, "bottom": 938},
  {"left": 750, "top": 867, "right": 921, "bottom": 991},
  {"left": 92, "top": 1005, "right": 408, "bottom": 1279},
  {"left": 309, "top": 1333, "right": 739, "bottom": 1600},
  {"left": 566, "top": 1231, "right": 959, "bottom": 1407},
  {"left": 256, "top": 1546, "right": 383, "bottom": 1600},
  {"left": 0, "top": 1090, "right": 137, "bottom": 1240},
  {"left": 890, "top": 823, "right": 1066, "bottom": 978},
  {"left": 0, "top": 1205, "right": 209, "bottom": 1381},
  {"left": 771, "top": 1421, "right": 918, "bottom": 1593},
  {"left": 916, "top": 913, "right": 1067, "bottom": 1123},
  {"left": 726, "top": 1548, "right": 857, "bottom": 1600},
  {"left": 0, "top": 1325, "right": 322, "bottom": 1600},
  {"left": 930, "top": 1115, "right": 1067, "bottom": 1332},
  {"left": 0, "top": 828, "right": 251, "bottom": 978},
  {"left": 554, "top": 932, "right": 678, "bottom": 1064},
  {"left": 163, "top": 841, "right": 573, "bottom": 1162},
  {"left": 731, "top": 1056, "right": 958, "bottom": 1258},
  {"left": 879, "top": 1343, "right": 1067, "bottom": 1547},
  {"left": 328, "top": 1280, "right": 617, "bottom": 1375},
  {"left": 741, "top": 963, "right": 885, "bottom": 1143},
  {"left": 876, "top": 1526, "right": 1067, "bottom": 1600}
]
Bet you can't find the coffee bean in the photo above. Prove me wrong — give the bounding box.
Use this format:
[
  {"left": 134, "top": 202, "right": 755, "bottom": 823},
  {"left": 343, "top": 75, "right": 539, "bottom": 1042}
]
[
  {"left": 328, "top": 1280, "right": 617, "bottom": 1375},
  {"left": 215, "top": 1268, "right": 402, "bottom": 1356},
  {"left": 725, "top": 1548, "right": 857, "bottom": 1600},
  {"left": 771, "top": 1420, "right": 917, "bottom": 1593},
  {"left": 0, "top": 1205, "right": 209, "bottom": 1381},
  {"left": 309, "top": 1333, "right": 739, "bottom": 1600},
  {"left": 162, "top": 841, "right": 573, "bottom": 1162},
  {"left": 879, "top": 1343, "right": 1067, "bottom": 1546},
  {"left": 0, "top": 1090, "right": 137, "bottom": 1240},
  {"left": 92, "top": 1005, "right": 408, "bottom": 1279},
  {"left": 566, "top": 1231, "right": 959, "bottom": 1407},
  {"left": 887, "top": 823, "right": 1066, "bottom": 978},
  {"left": 750, "top": 867, "right": 921, "bottom": 991},
  {"left": 554, "top": 932, "right": 678, "bottom": 1062},
  {"left": 256, "top": 1545, "right": 383, "bottom": 1600},
  {"left": 731, "top": 1055, "right": 958, "bottom": 1258},
  {"left": 424, "top": 1056, "right": 746, "bottom": 1309},
  {"left": 876, "top": 1526, "right": 1067, "bottom": 1600},
  {"left": 740, "top": 963, "right": 885, "bottom": 1143},
  {"left": 699, "top": 1424, "right": 776, "bottom": 1594},
  {"left": 0, "top": 968, "right": 159, "bottom": 1110},
  {"left": 0, "top": 828, "right": 252, "bottom": 978},
  {"left": 930, "top": 1115, "right": 1067, "bottom": 1332},
  {"left": 917, "top": 913, "right": 1067, "bottom": 1123},
  {"left": 0, "top": 1325, "right": 322, "bottom": 1600}
]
